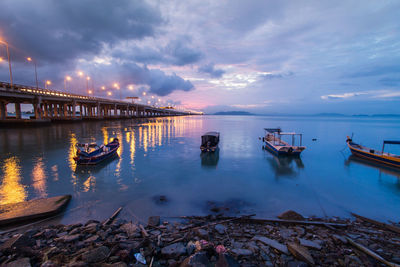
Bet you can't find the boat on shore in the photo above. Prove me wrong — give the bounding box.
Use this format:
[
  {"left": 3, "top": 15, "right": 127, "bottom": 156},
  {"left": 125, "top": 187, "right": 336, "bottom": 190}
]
[
  {"left": 262, "top": 128, "right": 306, "bottom": 156},
  {"left": 200, "top": 132, "right": 220, "bottom": 152},
  {"left": 346, "top": 136, "right": 400, "bottom": 169},
  {"left": 74, "top": 138, "right": 119, "bottom": 165}
]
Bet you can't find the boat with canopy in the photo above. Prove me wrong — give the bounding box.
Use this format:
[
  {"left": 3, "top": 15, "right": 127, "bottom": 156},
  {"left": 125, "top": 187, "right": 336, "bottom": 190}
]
[
  {"left": 262, "top": 128, "right": 306, "bottom": 156},
  {"left": 74, "top": 138, "right": 119, "bottom": 165}
]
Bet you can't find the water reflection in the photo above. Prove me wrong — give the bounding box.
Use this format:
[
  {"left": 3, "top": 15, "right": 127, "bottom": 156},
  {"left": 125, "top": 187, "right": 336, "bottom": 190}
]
[
  {"left": 201, "top": 150, "right": 220, "bottom": 168},
  {"left": 32, "top": 157, "right": 48, "bottom": 198},
  {"left": 264, "top": 149, "right": 304, "bottom": 177},
  {"left": 345, "top": 155, "right": 400, "bottom": 178},
  {"left": 0, "top": 156, "right": 27, "bottom": 204}
]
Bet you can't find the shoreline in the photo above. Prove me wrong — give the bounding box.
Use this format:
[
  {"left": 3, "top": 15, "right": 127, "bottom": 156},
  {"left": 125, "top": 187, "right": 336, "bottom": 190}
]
[{"left": 1, "top": 210, "right": 399, "bottom": 266}]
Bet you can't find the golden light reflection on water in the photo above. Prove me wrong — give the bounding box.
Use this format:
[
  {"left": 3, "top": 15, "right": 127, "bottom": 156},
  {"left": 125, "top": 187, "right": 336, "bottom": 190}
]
[
  {"left": 83, "top": 175, "right": 96, "bottom": 192},
  {"left": 115, "top": 131, "right": 123, "bottom": 177},
  {"left": 0, "top": 157, "right": 27, "bottom": 205},
  {"left": 69, "top": 133, "right": 78, "bottom": 171},
  {"left": 32, "top": 157, "right": 48, "bottom": 198},
  {"left": 129, "top": 131, "right": 136, "bottom": 165},
  {"left": 102, "top": 127, "right": 109, "bottom": 145}
]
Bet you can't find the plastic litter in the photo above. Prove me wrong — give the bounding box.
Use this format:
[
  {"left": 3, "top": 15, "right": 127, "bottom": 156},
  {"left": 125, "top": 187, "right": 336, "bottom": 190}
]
[{"left": 134, "top": 253, "right": 146, "bottom": 264}]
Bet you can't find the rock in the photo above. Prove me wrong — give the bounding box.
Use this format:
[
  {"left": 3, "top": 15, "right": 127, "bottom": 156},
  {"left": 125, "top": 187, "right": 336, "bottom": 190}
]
[
  {"left": 253, "top": 236, "right": 289, "bottom": 254},
  {"left": 148, "top": 216, "right": 160, "bottom": 227},
  {"left": 56, "top": 234, "right": 80, "bottom": 243},
  {"left": 186, "top": 241, "right": 196, "bottom": 255},
  {"left": 287, "top": 242, "right": 314, "bottom": 265},
  {"left": 0, "top": 234, "right": 35, "bottom": 251},
  {"left": 280, "top": 228, "right": 294, "bottom": 239},
  {"left": 215, "top": 253, "right": 240, "bottom": 267},
  {"left": 214, "top": 224, "right": 226, "bottom": 234},
  {"left": 195, "top": 229, "right": 209, "bottom": 239},
  {"left": 297, "top": 238, "right": 322, "bottom": 250},
  {"left": 286, "top": 261, "right": 309, "bottom": 267},
  {"left": 294, "top": 226, "right": 305, "bottom": 236},
  {"left": 278, "top": 210, "right": 305, "bottom": 221},
  {"left": 231, "top": 248, "right": 253, "bottom": 256},
  {"left": 332, "top": 234, "right": 347, "bottom": 244},
  {"left": 81, "top": 246, "right": 110, "bottom": 263},
  {"left": 84, "top": 235, "right": 99, "bottom": 243},
  {"left": 4, "top": 258, "right": 31, "bottom": 267},
  {"left": 180, "top": 251, "right": 210, "bottom": 267},
  {"left": 120, "top": 223, "right": 138, "bottom": 237},
  {"left": 40, "top": 261, "right": 58, "bottom": 267},
  {"left": 161, "top": 242, "right": 187, "bottom": 258}
]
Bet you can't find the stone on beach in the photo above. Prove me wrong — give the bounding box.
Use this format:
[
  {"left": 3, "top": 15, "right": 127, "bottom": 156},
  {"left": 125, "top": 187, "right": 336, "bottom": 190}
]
[
  {"left": 278, "top": 210, "right": 305, "bottom": 221},
  {"left": 297, "top": 238, "right": 322, "bottom": 250},
  {"left": 161, "top": 242, "right": 187, "bottom": 258},
  {"left": 81, "top": 246, "right": 110, "bottom": 263},
  {"left": 4, "top": 257, "right": 31, "bottom": 267},
  {"left": 253, "top": 236, "right": 289, "bottom": 254},
  {"left": 148, "top": 216, "right": 160, "bottom": 227},
  {"left": 287, "top": 242, "right": 315, "bottom": 265}
]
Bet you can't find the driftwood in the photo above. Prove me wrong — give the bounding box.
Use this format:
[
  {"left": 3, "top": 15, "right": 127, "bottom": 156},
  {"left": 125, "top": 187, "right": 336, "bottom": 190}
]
[
  {"left": 217, "top": 216, "right": 348, "bottom": 228},
  {"left": 351, "top": 213, "right": 400, "bottom": 234},
  {"left": 140, "top": 224, "right": 149, "bottom": 238},
  {"left": 346, "top": 237, "right": 400, "bottom": 267},
  {"left": 103, "top": 207, "right": 123, "bottom": 226}
]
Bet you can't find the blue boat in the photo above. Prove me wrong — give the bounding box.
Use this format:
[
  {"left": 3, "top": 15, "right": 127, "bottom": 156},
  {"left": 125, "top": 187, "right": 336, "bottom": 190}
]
[
  {"left": 74, "top": 138, "right": 119, "bottom": 165},
  {"left": 262, "top": 128, "right": 306, "bottom": 156}
]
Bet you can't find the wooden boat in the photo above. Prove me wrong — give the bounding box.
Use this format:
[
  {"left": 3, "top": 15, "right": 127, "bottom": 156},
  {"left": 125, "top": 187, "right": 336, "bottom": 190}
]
[
  {"left": 0, "top": 195, "right": 71, "bottom": 226},
  {"left": 200, "top": 132, "right": 220, "bottom": 152},
  {"left": 262, "top": 128, "right": 306, "bottom": 156},
  {"left": 74, "top": 138, "right": 119, "bottom": 165},
  {"left": 346, "top": 136, "right": 400, "bottom": 169}
]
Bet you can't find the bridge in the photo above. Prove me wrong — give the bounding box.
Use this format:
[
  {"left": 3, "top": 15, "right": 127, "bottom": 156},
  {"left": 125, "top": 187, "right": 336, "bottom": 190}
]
[{"left": 0, "top": 81, "right": 199, "bottom": 124}]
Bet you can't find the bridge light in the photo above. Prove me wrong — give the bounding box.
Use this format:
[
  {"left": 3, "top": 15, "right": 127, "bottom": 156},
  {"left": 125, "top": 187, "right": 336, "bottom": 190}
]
[
  {"left": 113, "top": 83, "right": 119, "bottom": 89},
  {"left": 107, "top": 91, "right": 112, "bottom": 96},
  {"left": 128, "top": 85, "right": 134, "bottom": 90},
  {"left": 101, "top": 86, "right": 106, "bottom": 90},
  {"left": 65, "top": 76, "right": 72, "bottom": 81},
  {"left": 88, "top": 90, "right": 92, "bottom": 94},
  {"left": 0, "top": 57, "right": 3, "bottom": 62},
  {"left": 46, "top": 80, "right": 51, "bottom": 85},
  {"left": 86, "top": 76, "right": 90, "bottom": 81},
  {"left": 142, "top": 92, "right": 146, "bottom": 96},
  {"left": 26, "top": 57, "right": 32, "bottom": 62},
  {"left": 77, "top": 71, "right": 84, "bottom": 77}
]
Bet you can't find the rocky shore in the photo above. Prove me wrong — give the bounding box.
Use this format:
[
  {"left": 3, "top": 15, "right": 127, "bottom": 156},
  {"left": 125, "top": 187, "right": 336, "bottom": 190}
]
[{"left": 0, "top": 210, "right": 400, "bottom": 267}]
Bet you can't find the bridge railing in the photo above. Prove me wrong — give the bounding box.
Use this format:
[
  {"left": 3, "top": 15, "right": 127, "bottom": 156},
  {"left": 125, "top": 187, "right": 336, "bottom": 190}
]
[{"left": 0, "top": 81, "right": 191, "bottom": 114}]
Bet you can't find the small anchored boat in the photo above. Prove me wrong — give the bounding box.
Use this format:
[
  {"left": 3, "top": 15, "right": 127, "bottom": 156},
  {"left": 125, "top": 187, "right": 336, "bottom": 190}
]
[
  {"left": 346, "top": 136, "right": 400, "bottom": 169},
  {"left": 200, "top": 132, "right": 220, "bottom": 152},
  {"left": 262, "top": 128, "right": 306, "bottom": 156},
  {"left": 74, "top": 138, "right": 119, "bottom": 165}
]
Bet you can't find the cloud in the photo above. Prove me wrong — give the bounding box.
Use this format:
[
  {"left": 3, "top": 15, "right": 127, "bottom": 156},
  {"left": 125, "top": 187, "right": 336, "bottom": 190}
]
[
  {"left": 0, "top": 0, "right": 163, "bottom": 63},
  {"left": 347, "top": 64, "right": 400, "bottom": 78},
  {"left": 321, "top": 92, "right": 366, "bottom": 100},
  {"left": 321, "top": 90, "right": 400, "bottom": 100},
  {"left": 111, "top": 35, "right": 203, "bottom": 66},
  {"left": 198, "top": 63, "right": 225, "bottom": 78},
  {"left": 259, "top": 72, "right": 294, "bottom": 80}
]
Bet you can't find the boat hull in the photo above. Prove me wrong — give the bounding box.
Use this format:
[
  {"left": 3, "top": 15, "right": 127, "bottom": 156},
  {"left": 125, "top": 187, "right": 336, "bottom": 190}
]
[
  {"left": 264, "top": 140, "right": 304, "bottom": 156},
  {"left": 347, "top": 142, "right": 400, "bottom": 169},
  {"left": 74, "top": 140, "right": 119, "bottom": 165}
]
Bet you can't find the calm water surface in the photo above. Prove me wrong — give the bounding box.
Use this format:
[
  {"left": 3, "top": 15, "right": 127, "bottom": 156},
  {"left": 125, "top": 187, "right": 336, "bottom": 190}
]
[{"left": 0, "top": 115, "right": 399, "bottom": 225}]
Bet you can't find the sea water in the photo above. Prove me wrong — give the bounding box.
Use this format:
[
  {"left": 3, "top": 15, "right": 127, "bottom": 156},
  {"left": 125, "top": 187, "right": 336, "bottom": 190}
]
[{"left": 0, "top": 115, "right": 399, "bottom": 224}]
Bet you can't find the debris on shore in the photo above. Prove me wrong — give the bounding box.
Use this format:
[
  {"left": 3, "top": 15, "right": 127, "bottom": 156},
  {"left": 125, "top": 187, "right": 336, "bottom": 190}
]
[{"left": 1, "top": 210, "right": 400, "bottom": 266}]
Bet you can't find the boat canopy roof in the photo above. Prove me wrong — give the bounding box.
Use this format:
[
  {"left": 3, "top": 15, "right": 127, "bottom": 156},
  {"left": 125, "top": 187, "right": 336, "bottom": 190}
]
[
  {"left": 264, "top": 128, "right": 301, "bottom": 136},
  {"left": 264, "top": 128, "right": 281, "bottom": 133},
  {"left": 76, "top": 143, "right": 98, "bottom": 148},
  {"left": 383, "top": 140, "right": 400, "bottom": 145},
  {"left": 202, "top": 131, "right": 220, "bottom": 137}
]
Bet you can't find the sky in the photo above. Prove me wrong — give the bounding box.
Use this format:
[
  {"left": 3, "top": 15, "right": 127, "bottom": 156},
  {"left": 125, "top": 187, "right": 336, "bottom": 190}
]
[{"left": 0, "top": 0, "right": 399, "bottom": 114}]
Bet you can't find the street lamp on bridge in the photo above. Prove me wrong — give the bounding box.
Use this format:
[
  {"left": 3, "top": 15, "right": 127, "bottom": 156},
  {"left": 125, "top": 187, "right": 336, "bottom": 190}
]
[
  {"left": 45, "top": 80, "right": 51, "bottom": 89},
  {"left": 26, "top": 57, "right": 39, "bottom": 89},
  {"left": 64, "top": 75, "right": 72, "bottom": 92},
  {"left": 0, "top": 39, "right": 13, "bottom": 86}
]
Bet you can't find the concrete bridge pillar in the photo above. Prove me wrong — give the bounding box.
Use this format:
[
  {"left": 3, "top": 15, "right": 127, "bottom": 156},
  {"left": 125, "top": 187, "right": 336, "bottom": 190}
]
[
  {"left": 33, "top": 97, "right": 42, "bottom": 119},
  {"left": 136, "top": 106, "right": 139, "bottom": 117},
  {"left": 114, "top": 104, "right": 117, "bottom": 116},
  {"left": 72, "top": 101, "right": 76, "bottom": 118},
  {"left": 0, "top": 101, "right": 6, "bottom": 120},
  {"left": 15, "top": 103, "right": 21, "bottom": 119},
  {"left": 63, "top": 104, "right": 68, "bottom": 117}
]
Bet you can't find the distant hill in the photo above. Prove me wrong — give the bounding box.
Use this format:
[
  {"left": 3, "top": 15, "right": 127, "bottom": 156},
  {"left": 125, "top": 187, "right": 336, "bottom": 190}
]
[{"left": 213, "top": 111, "right": 255, "bottom": 115}]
